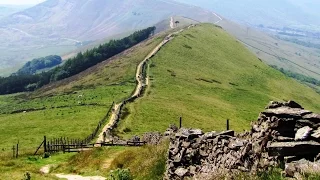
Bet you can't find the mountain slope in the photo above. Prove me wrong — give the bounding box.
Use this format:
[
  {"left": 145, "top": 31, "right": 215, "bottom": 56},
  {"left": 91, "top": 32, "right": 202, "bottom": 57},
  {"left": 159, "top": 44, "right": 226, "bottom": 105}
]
[
  {"left": 0, "top": 4, "right": 30, "bottom": 19},
  {"left": 174, "top": 0, "right": 320, "bottom": 31},
  {"left": 218, "top": 19, "right": 320, "bottom": 80},
  {"left": 116, "top": 24, "right": 320, "bottom": 137},
  {"left": 0, "top": 0, "right": 220, "bottom": 76}
]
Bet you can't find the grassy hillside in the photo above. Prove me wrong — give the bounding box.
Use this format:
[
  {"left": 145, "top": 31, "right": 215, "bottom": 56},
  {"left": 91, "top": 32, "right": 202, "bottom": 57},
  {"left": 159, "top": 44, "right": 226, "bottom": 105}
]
[
  {"left": 0, "top": 32, "right": 166, "bottom": 159},
  {"left": 0, "top": 0, "right": 220, "bottom": 76},
  {"left": 219, "top": 19, "right": 320, "bottom": 80},
  {"left": 116, "top": 24, "right": 320, "bottom": 137}
]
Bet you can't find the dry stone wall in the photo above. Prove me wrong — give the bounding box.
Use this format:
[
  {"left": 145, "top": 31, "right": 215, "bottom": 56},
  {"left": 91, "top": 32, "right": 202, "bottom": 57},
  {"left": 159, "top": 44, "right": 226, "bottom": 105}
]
[{"left": 165, "top": 101, "right": 320, "bottom": 179}]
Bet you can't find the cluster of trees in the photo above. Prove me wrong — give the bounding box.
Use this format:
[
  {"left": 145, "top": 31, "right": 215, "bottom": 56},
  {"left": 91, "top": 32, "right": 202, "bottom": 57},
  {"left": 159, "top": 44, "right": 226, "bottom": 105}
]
[
  {"left": 271, "top": 65, "right": 320, "bottom": 86},
  {"left": 16, "top": 55, "right": 62, "bottom": 75},
  {"left": 0, "top": 26, "right": 156, "bottom": 95}
]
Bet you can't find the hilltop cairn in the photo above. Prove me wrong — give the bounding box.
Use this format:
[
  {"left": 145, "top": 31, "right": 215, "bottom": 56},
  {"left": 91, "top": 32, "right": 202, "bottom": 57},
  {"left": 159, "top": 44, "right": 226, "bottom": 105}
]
[{"left": 165, "top": 101, "right": 320, "bottom": 179}]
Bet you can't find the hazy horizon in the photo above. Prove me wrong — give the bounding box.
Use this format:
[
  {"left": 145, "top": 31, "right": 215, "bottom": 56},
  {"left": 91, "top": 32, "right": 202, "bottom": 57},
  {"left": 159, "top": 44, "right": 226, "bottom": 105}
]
[{"left": 0, "top": 0, "right": 44, "bottom": 5}]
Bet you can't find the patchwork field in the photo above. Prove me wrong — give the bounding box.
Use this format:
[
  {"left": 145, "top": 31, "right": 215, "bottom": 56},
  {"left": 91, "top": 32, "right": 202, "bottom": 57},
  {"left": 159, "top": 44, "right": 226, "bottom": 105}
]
[{"left": 0, "top": 32, "right": 166, "bottom": 158}]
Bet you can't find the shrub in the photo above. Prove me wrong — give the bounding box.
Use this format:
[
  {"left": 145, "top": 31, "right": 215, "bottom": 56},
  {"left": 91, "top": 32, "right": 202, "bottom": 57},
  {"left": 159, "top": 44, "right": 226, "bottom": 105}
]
[{"left": 108, "top": 168, "right": 133, "bottom": 180}]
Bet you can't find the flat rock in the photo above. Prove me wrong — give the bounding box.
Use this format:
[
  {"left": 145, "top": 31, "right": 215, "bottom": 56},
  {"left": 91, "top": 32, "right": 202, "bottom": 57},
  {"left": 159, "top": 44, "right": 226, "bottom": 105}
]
[
  {"left": 268, "top": 141, "right": 320, "bottom": 156},
  {"left": 263, "top": 107, "right": 312, "bottom": 117},
  {"left": 217, "top": 130, "right": 235, "bottom": 137},
  {"left": 295, "top": 126, "right": 312, "bottom": 141},
  {"left": 175, "top": 128, "right": 203, "bottom": 138},
  {"left": 303, "top": 113, "right": 320, "bottom": 121},
  {"left": 287, "top": 159, "right": 320, "bottom": 176}
]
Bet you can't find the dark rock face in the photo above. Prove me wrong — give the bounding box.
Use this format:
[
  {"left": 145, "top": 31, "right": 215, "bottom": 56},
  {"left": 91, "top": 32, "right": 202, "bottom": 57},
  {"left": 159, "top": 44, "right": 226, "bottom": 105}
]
[{"left": 165, "top": 100, "right": 320, "bottom": 179}]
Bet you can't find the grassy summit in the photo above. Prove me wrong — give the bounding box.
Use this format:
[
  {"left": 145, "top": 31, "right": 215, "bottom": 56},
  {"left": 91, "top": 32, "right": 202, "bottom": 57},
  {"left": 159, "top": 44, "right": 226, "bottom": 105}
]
[{"left": 117, "top": 23, "right": 320, "bottom": 137}]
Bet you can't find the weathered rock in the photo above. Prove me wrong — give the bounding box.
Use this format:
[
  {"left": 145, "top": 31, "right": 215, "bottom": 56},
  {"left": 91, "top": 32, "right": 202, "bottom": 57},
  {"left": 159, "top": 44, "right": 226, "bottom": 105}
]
[
  {"left": 142, "top": 132, "right": 162, "bottom": 145},
  {"left": 175, "top": 128, "right": 203, "bottom": 139},
  {"left": 303, "top": 113, "right": 320, "bottom": 121},
  {"left": 286, "top": 159, "right": 320, "bottom": 177},
  {"left": 295, "top": 126, "right": 312, "bottom": 141},
  {"left": 312, "top": 128, "right": 320, "bottom": 139},
  {"left": 165, "top": 101, "right": 320, "bottom": 179},
  {"left": 175, "top": 168, "right": 188, "bottom": 177},
  {"left": 263, "top": 107, "right": 312, "bottom": 118},
  {"left": 266, "top": 100, "right": 303, "bottom": 109},
  {"left": 285, "top": 163, "right": 296, "bottom": 177},
  {"left": 286, "top": 100, "right": 303, "bottom": 109},
  {"left": 217, "top": 130, "right": 235, "bottom": 137},
  {"left": 268, "top": 141, "right": 320, "bottom": 157}
]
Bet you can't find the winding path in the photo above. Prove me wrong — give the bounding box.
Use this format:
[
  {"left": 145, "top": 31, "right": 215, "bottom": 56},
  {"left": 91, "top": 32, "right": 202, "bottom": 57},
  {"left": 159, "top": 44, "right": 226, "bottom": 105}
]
[{"left": 95, "top": 25, "right": 194, "bottom": 144}]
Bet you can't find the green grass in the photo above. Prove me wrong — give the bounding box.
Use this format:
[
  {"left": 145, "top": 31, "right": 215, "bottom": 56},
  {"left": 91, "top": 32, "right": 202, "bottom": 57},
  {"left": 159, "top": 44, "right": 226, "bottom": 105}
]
[
  {"left": 117, "top": 23, "right": 320, "bottom": 138},
  {"left": 108, "top": 142, "right": 168, "bottom": 180},
  {"left": 0, "top": 32, "right": 166, "bottom": 158},
  {"left": 0, "top": 153, "right": 74, "bottom": 180},
  {"left": 53, "top": 146, "right": 128, "bottom": 177}
]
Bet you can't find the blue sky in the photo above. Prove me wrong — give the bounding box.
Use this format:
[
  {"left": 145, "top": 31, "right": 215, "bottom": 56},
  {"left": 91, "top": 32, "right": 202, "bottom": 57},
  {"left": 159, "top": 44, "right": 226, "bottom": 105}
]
[{"left": 0, "top": 0, "right": 44, "bottom": 5}]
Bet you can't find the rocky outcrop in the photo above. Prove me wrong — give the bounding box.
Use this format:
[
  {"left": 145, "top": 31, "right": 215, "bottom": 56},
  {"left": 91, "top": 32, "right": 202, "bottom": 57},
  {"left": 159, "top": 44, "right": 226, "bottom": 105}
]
[{"left": 165, "top": 100, "right": 320, "bottom": 179}]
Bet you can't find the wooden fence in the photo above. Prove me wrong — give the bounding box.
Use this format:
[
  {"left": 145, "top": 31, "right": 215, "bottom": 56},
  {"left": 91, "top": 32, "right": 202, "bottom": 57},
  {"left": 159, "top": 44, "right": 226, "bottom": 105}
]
[
  {"left": 35, "top": 102, "right": 115, "bottom": 155},
  {"left": 40, "top": 139, "right": 146, "bottom": 153}
]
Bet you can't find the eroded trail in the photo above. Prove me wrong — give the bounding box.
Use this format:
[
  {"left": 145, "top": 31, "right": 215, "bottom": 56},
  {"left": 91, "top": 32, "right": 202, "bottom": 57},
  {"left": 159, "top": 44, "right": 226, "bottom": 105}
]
[
  {"left": 170, "top": 17, "right": 174, "bottom": 28},
  {"left": 95, "top": 25, "right": 195, "bottom": 144},
  {"left": 56, "top": 174, "right": 106, "bottom": 180}
]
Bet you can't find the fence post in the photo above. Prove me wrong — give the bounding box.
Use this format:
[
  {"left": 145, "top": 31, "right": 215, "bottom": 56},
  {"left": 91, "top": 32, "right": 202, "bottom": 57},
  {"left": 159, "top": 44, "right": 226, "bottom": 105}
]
[
  {"left": 12, "top": 145, "right": 15, "bottom": 158},
  {"left": 226, "top": 119, "right": 230, "bottom": 130},
  {"left": 16, "top": 143, "right": 19, "bottom": 158},
  {"left": 44, "top": 136, "right": 47, "bottom": 153},
  {"left": 179, "top": 117, "right": 182, "bottom": 128}
]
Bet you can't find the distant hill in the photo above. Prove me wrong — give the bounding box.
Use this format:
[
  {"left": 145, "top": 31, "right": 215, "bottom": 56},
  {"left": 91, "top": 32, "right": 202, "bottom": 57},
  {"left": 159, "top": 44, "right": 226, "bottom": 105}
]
[
  {"left": 0, "top": 4, "right": 30, "bottom": 19},
  {"left": 0, "top": 0, "right": 220, "bottom": 76},
  {"left": 174, "top": 0, "right": 320, "bottom": 31}
]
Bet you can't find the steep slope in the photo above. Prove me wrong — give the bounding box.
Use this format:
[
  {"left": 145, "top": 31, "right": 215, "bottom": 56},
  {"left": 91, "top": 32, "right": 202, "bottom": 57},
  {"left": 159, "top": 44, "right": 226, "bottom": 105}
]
[
  {"left": 0, "top": 0, "right": 220, "bottom": 76},
  {"left": 116, "top": 24, "right": 320, "bottom": 137},
  {"left": 218, "top": 19, "right": 320, "bottom": 80}
]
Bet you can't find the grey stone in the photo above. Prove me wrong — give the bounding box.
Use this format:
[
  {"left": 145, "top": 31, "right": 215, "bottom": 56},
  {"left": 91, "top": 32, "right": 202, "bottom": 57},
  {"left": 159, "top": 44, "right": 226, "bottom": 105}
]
[
  {"left": 228, "top": 140, "right": 245, "bottom": 150},
  {"left": 174, "top": 168, "right": 188, "bottom": 177},
  {"left": 295, "top": 126, "right": 312, "bottom": 141},
  {"left": 285, "top": 163, "right": 296, "bottom": 177},
  {"left": 263, "top": 107, "right": 312, "bottom": 117},
  {"left": 303, "top": 113, "right": 320, "bottom": 121},
  {"left": 268, "top": 141, "right": 320, "bottom": 156},
  {"left": 189, "top": 166, "right": 196, "bottom": 175},
  {"left": 182, "top": 141, "right": 191, "bottom": 148},
  {"left": 312, "top": 128, "right": 320, "bottom": 139},
  {"left": 217, "top": 130, "right": 235, "bottom": 137}
]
